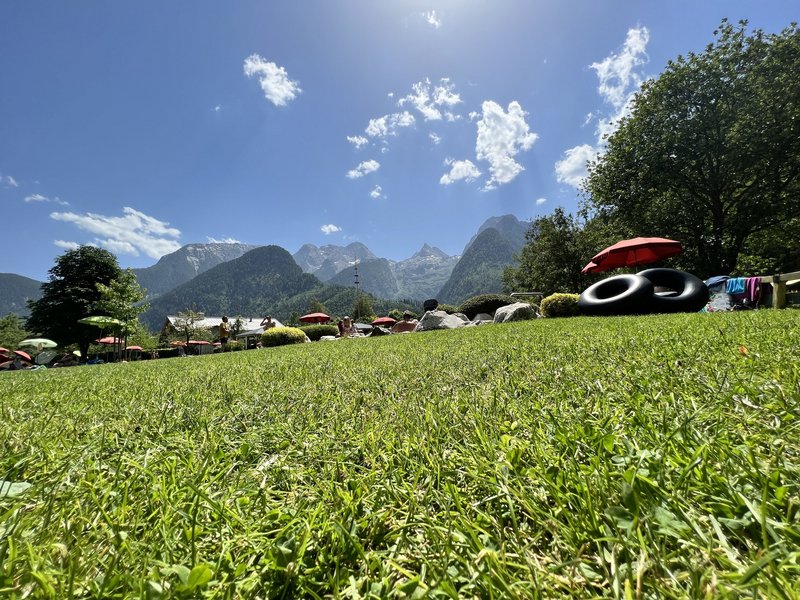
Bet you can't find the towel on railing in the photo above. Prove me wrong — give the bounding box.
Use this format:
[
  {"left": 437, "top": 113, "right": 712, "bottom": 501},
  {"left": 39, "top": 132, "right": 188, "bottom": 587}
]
[
  {"left": 745, "top": 277, "right": 762, "bottom": 303},
  {"left": 726, "top": 277, "right": 746, "bottom": 295}
]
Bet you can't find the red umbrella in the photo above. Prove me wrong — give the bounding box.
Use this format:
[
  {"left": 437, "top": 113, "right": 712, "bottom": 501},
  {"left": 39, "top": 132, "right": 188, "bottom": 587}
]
[
  {"left": 0, "top": 347, "right": 10, "bottom": 358},
  {"left": 589, "top": 237, "right": 682, "bottom": 273},
  {"left": 13, "top": 350, "right": 32, "bottom": 362},
  {"left": 170, "top": 340, "right": 187, "bottom": 347},
  {"left": 96, "top": 336, "right": 123, "bottom": 345},
  {"left": 581, "top": 261, "right": 601, "bottom": 274},
  {"left": 371, "top": 316, "right": 397, "bottom": 326},
  {"left": 188, "top": 340, "right": 211, "bottom": 345},
  {"left": 125, "top": 345, "right": 143, "bottom": 351},
  {"left": 299, "top": 312, "right": 330, "bottom": 324}
]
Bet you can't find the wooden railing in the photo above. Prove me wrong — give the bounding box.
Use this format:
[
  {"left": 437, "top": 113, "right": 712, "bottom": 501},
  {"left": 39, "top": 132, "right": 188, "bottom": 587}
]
[{"left": 759, "top": 270, "right": 800, "bottom": 309}]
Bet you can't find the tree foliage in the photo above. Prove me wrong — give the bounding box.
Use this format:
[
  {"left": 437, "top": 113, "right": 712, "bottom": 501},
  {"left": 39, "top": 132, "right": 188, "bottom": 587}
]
[
  {"left": 0, "top": 314, "right": 29, "bottom": 350},
  {"left": 26, "top": 246, "right": 121, "bottom": 359},
  {"left": 502, "top": 209, "right": 618, "bottom": 296},
  {"left": 171, "top": 308, "right": 208, "bottom": 344},
  {"left": 584, "top": 20, "right": 800, "bottom": 277}
]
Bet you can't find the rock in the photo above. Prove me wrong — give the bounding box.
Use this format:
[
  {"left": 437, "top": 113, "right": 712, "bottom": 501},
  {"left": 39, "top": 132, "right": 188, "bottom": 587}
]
[
  {"left": 493, "top": 302, "right": 539, "bottom": 323},
  {"left": 416, "top": 310, "right": 468, "bottom": 331},
  {"left": 472, "top": 312, "right": 494, "bottom": 323},
  {"left": 368, "top": 326, "right": 392, "bottom": 337}
]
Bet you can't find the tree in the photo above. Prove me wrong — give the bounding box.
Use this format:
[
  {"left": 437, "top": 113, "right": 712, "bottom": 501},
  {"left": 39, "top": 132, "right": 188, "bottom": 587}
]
[
  {"left": 584, "top": 20, "right": 800, "bottom": 278},
  {"left": 0, "top": 314, "right": 29, "bottom": 350},
  {"left": 502, "top": 209, "right": 618, "bottom": 296},
  {"left": 308, "top": 299, "right": 328, "bottom": 315},
  {"left": 96, "top": 269, "right": 150, "bottom": 359},
  {"left": 172, "top": 308, "right": 207, "bottom": 344},
  {"left": 352, "top": 294, "right": 374, "bottom": 322},
  {"left": 27, "top": 246, "right": 121, "bottom": 360}
]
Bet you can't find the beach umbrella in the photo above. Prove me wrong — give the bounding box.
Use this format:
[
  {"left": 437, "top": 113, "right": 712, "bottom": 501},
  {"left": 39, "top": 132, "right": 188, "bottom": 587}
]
[
  {"left": 188, "top": 340, "right": 211, "bottom": 345},
  {"left": 299, "top": 312, "right": 331, "bottom": 323},
  {"left": 170, "top": 340, "right": 187, "bottom": 347},
  {"left": 0, "top": 347, "right": 10, "bottom": 358},
  {"left": 589, "top": 237, "right": 683, "bottom": 273},
  {"left": 78, "top": 315, "right": 124, "bottom": 328},
  {"left": 18, "top": 338, "right": 58, "bottom": 350},
  {"left": 13, "top": 350, "right": 32, "bottom": 362},
  {"left": 371, "top": 316, "right": 397, "bottom": 326},
  {"left": 125, "top": 345, "right": 143, "bottom": 351},
  {"left": 96, "top": 336, "right": 124, "bottom": 345},
  {"left": 581, "top": 261, "right": 601, "bottom": 274}
]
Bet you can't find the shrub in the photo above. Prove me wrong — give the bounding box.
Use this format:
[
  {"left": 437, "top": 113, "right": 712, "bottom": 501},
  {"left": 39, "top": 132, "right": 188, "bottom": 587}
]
[
  {"left": 261, "top": 327, "right": 308, "bottom": 347},
  {"left": 458, "top": 294, "right": 517, "bottom": 320},
  {"left": 227, "top": 340, "right": 244, "bottom": 352},
  {"left": 540, "top": 293, "right": 581, "bottom": 318},
  {"left": 299, "top": 324, "right": 339, "bottom": 341},
  {"left": 436, "top": 303, "right": 460, "bottom": 314}
]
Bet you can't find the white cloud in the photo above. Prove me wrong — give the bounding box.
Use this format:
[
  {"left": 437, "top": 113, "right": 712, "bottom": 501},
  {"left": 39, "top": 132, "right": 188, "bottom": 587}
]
[
  {"left": 423, "top": 10, "right": 441, "bottom": 29},
  {"left": 555, "top": 27, "right": 650, "bottom": 189},
  {"left": 346, "top": 159, "right": 381, "bottom": 179},
  {"left": 370, "top": 185, "right": 384, "bottom": 199},
  {"left": 3, "top": 175, "right": 19, "bottom": 187},
  {"left": 398, "top": 78, "right": 461, "bottom": 121},
  {"left": 53, "top": 240, "right": 79, "bottom": 250},
  {"left": 321, "top": 224, "right": 341, "bottom": 234},
  {"left": 347, "top": 135, "right": 369, "bottom": 148},
  {"left": 440, "top": 159, "right": 481, "bottom": 185},
  {"left": 536, "top": 197, "right": 548, "bottom": 205},
  {"left": 207, "top": 237, "right": 242, "bottom": 244},
  {"left": 25, "top": 193, "right": 68, "bottom": 206},
  {"left": 429, "top": 132, "right": 441, "bottom": 145},
  {"left": 591, "top": 27, "right": 649, "bottom": 110},
  {"left": 243, "top": 54, "right": 301, "bottom": 107},
  {"left": 50, "top": 207, "right": 182, "bottom": 259},
  {"left": 364, "top": 112, "right": 415, "bottom": 138},
  {"left": 475, "top": 100, "right": 538, "bottom": 189},
  {"left": 555, "top": 144, "right": 598, "bottom": 188},
  {"left": 213, "top": 105, "right": 222, "bottom": 112}
]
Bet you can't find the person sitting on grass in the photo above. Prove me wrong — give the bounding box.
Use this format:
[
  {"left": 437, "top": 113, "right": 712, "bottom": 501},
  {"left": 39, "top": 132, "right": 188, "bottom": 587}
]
[
  {"left": 339, "top": 316, "right": 359, "bottom": 337},
  {"left": 391, "top": 311, "right": 418, "bottom": 333}
]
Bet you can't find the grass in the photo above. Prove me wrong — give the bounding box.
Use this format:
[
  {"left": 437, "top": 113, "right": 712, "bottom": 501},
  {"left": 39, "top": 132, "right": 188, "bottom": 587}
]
[{"left": 1, "top": 310, "right": 798, "bottom": 598}]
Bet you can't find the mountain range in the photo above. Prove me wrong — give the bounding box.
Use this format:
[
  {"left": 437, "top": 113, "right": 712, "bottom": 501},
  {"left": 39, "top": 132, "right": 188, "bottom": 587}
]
[{"left": 1, "top": 214, "right": 531, "bottom": 324}]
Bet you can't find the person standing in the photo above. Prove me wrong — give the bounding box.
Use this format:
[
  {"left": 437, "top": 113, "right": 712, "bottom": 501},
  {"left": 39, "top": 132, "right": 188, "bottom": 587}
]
[{"left": 219, "top": 316, "right": 230, "bottom": 351}]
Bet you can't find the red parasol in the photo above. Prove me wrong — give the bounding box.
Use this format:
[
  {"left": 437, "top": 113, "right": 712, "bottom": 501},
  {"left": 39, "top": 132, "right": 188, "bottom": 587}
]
[
  {"left": 13, "top": 350, "right": 32, "bottom": 361},
  {"left": 125, "top": 345, "right": 143, "bottom": 351},
  {"left": 170, "top": 340, "right": 187, "bottom": 347},
  {"left": 588, "top": 237, "right": 683, "bottom": 273},
  {"left": 96, "top": 336, "right": 124, "bottom": 345},
  {"left": 371, "top": 316, "right": 397, "bottom": 326},
  {"left": 188, "top": 340, "right": 211, "bottom": 345},
  {"left": 299, "top": 312, "right": 331, "bottom": 324}
]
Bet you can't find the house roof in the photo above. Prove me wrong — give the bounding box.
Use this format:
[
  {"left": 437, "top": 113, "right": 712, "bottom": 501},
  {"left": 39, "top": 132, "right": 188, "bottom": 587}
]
[{"left": 163, "top": 315, "right": 268, "bottom": 330}]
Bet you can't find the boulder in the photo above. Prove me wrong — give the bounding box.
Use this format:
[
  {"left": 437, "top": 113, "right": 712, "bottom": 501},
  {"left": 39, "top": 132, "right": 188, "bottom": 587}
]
[
  {"left": 493, "top": 302, "right": 539, "bottom": 323},
  {"left": 472, "top": 312, "right": 494, "bottom": 323},
  {"left": 416, "top": 310, "right": 468, "bottom": 331}
]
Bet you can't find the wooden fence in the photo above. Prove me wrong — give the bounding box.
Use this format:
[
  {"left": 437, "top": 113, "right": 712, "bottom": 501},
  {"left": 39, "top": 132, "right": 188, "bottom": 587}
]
[{"left": 760, "top": 270, "right": 800, "bottom": 309}]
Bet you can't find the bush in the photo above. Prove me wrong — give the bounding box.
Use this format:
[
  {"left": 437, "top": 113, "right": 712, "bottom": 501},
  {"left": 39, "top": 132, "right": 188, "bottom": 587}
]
[
  {"left": 458, "top": 294, "right": 517, "bottom": 320},
  {"left": 540, "top": 293, "right": 580, "bottom": 318},
  {"left": 436, "top": 303, "right": 460, "bottom": 314},
  {"left": 226, "top": 340, "right": 244, "bottom": 352},
  {"left": 299, "top": 324, "right": 339, "bottom": 341},
  {"left": 261, "top": 327, "right": 308, "bottom": 347}
]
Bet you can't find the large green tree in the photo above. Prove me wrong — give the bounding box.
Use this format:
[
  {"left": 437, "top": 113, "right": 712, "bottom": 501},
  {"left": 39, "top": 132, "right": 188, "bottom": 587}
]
[
  {"left": 0, "top": 314, "right": 29, "bottom": 350},
  {"left": 584, "top": 20, "right": 800, "bottom": 278},
  {"left": 502, "top": 209, "right": 618, "bottom": 296},
  {"left": 96, "top": 268, "right": 150, "bottom": 359},
  {"left": 27, "top": 246, "right": 122, "bottom": 360}
]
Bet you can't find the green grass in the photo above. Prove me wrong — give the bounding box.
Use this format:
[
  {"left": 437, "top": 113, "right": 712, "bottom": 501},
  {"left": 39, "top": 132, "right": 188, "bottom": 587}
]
[{"left": 1, "top": 311, "right": 798, "bottom": 598}]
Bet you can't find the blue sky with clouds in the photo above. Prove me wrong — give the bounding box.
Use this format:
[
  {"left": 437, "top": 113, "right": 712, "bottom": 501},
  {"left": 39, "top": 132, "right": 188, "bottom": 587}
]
[{"left": 1, "top": 1, "right": 796, "bottom": 281}]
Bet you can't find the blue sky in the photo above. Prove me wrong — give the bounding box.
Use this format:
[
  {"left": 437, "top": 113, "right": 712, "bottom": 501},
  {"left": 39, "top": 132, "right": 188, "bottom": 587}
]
[{"left": 1, "top": 1, "right": 796, "bottom": 281}]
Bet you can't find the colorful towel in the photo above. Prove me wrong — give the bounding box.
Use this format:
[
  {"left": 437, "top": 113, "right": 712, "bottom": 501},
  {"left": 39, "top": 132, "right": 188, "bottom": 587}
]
[{"left": 726, "top": 277, "right": 746, "bottom": 295}]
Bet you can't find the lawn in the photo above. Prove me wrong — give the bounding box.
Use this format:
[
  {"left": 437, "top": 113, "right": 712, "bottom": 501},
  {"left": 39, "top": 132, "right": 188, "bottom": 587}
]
[{"left": 1, "top": 311, "right": 798, "bottom": 598}]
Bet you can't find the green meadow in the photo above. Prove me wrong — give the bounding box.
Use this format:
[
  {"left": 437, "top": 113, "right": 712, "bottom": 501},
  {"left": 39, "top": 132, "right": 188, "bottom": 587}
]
[{"left": 1, "top": 311, "right": 798, "bottom": 598}]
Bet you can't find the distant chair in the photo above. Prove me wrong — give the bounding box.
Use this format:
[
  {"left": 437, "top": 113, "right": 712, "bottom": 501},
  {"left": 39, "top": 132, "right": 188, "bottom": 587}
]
[{"left": 423, "top": 298, "right": 439, "bottom": 312}]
